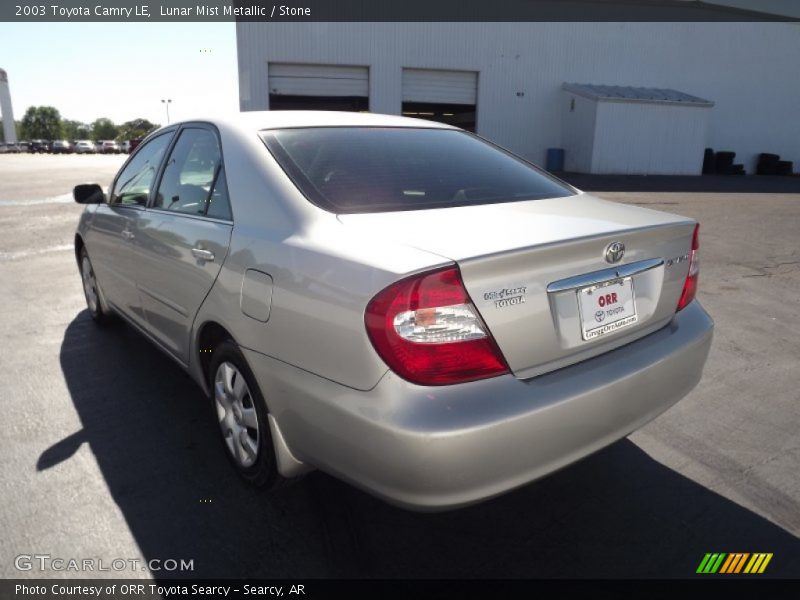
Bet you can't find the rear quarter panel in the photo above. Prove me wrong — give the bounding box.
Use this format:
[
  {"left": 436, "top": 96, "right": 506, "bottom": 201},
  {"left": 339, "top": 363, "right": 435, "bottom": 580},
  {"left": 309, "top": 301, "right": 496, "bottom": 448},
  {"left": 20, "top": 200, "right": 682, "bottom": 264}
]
[{"left": 191, "top": 123, "right": 449, "bottom": 391}]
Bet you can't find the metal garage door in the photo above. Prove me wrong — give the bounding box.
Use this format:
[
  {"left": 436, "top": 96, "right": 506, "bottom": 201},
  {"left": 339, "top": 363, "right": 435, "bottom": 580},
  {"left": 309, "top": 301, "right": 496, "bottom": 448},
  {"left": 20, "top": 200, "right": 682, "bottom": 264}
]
[
  {"left": 268, "top": 63, "right": 369, "bottom": 97},
  {"left": 402, "top": 68, "right": 478, "bottom": 105}
]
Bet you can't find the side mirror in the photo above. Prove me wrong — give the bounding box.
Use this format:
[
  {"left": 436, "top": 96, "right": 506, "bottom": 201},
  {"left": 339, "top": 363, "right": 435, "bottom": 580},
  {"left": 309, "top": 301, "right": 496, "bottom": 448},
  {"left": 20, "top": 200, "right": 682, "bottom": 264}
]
[{"left": 73, "top": 183, "right": 106, "bottom": 204}]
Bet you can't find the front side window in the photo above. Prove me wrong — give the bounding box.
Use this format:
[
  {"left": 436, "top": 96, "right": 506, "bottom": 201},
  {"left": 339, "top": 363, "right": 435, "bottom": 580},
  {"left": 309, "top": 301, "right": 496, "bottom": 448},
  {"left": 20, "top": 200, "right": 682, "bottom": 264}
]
[
  {"left": 109, "top": 133, "right": 173, "bottom": 206},
  {"left": 153, "top": 128, "right": 231, "bottom": 220},
  {"left": 261, "top": 127, "right": 574, "bottom": 213}
]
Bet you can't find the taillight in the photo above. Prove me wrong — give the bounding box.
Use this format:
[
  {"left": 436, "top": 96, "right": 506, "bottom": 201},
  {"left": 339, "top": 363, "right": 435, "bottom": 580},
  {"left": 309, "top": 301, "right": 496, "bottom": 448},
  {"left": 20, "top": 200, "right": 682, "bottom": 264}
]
[
  {"left": 365, "top": 266, "right": 509, "bottom": 385},
  {"left": 677, "top": 223, "right": 700, "bottom": 311}
]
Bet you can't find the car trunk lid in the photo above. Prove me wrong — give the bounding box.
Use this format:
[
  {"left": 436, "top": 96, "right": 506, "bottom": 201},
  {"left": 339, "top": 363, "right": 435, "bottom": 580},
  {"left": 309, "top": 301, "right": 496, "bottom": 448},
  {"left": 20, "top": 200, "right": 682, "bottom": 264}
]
[{"left": 339, "top": 193, "right": 697, "bottom": 378}]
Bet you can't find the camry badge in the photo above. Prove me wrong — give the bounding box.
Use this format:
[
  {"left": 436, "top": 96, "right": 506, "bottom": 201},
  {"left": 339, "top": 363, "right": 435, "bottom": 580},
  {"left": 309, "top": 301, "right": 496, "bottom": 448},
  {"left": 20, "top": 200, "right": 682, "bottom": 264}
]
[{"left": 605, "top": 241, "right": 625, "bottom": 264}]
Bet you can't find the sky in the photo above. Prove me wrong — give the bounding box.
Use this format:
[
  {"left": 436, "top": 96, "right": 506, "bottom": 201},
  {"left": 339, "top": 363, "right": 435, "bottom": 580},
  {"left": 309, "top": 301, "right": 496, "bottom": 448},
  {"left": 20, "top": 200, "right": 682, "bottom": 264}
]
[{"left": 0, "top": 22, "right": 239, "bottom": 127}]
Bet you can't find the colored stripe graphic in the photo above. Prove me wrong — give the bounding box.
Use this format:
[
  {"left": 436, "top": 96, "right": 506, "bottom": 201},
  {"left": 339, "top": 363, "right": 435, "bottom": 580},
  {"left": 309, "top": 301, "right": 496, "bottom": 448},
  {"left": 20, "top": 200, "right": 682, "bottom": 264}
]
[
  {"left": 744, "top": 553, "right": 773, "bottom": 574},
  {"left": 697, "top": 553, "right": 727, "bottom": 573},
  {"left": 733, "top": 553, "right": 750, "bottom": 573},
  {"left": 710, "top": 553, "right": 726, "bottom": 573},
  {"left": 719, "top": 554, "right": 736, "bottom": 574},
  {"left": 700, "top": 552, "right": 772, "bottom": 574},
  {"left": 696, "top": 554, "right": 712, "bottom": 574},
  {"left": 758, "top": 553, "right": 773, "bottom": 573}
]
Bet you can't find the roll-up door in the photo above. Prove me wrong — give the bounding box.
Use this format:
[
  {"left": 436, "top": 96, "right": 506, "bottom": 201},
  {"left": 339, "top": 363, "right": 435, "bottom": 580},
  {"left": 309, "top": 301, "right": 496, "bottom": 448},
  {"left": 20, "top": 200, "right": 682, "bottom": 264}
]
[
  {"left": 401, "top": 68, "right": 478, "bottom": 132},
  {"left": 402, "top": 68, "right": 477, "bottom": 105},
  {"left": 268, "top": 63, "right": 369, "bottom": 112}
]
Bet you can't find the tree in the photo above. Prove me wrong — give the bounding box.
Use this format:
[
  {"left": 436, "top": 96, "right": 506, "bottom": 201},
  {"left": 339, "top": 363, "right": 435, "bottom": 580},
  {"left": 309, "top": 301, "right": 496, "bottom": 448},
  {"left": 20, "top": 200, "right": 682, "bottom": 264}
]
[
  {"left": 62, "top": 119, "right": 91, "bottom": 141},
  {"left": 91, "top": 118, "right": 118, "bottom": 141},
  {"left": 117, "top": 118, "right": 159, "bottom": 141},
  {"left": 20, "top": 106, "right": 63, "bottom": 140}
]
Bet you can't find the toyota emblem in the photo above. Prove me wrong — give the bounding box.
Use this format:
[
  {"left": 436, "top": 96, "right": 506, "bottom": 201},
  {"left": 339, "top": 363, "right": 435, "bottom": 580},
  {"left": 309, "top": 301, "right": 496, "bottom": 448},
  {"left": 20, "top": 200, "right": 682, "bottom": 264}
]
[{"left": 604, "top": 241, "right": 625, "bottom": 264}]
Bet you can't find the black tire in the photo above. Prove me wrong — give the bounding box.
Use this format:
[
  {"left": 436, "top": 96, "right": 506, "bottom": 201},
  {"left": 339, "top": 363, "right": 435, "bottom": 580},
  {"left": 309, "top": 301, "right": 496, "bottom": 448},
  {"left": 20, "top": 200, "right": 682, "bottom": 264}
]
[
  {"left": 757, "top": 153, "right": 780, "bottom": 175},
  {"left": 79, "top": 247, "right": 110, "bottom": 324},
  {"left": 714, "top": 151, "right": 735, "bottom": 173},
  {"left": 208, "top": 340, "right": 288, "bottom": 489},
  {"left": 701, "top": 148, "right": 715, "bottom": 175}
]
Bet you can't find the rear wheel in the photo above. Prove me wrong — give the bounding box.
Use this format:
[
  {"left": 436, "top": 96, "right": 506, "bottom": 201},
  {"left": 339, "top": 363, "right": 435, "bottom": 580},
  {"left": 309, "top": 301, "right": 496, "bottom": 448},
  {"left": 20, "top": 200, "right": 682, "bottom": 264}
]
[
  {"left": 79, "top": 248, "right": 109, "bottom": 324},
  {"left": 209, "top": 341, "right": 287, "bottom": 489}
]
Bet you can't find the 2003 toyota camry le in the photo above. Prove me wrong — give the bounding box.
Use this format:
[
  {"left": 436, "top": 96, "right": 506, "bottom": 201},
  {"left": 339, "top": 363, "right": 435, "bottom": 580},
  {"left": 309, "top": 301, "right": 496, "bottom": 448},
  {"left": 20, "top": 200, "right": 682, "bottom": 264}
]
[{"left": 73, "top": 111, "right": 713, "bottom": 510}]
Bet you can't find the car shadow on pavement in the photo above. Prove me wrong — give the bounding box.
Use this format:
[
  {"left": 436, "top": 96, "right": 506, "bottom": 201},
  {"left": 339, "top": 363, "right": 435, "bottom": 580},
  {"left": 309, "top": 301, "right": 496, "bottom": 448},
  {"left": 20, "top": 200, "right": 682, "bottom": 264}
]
[{"left": 45, "top": 311, "right": 800, "bottom": 578}]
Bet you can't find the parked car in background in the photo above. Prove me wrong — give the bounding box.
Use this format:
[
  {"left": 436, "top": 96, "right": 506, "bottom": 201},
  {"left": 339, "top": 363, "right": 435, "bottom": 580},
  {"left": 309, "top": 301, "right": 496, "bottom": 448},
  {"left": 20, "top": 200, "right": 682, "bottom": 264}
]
[
  {"left": 0, "top": 143, "right": 7, "bottom": 154},
  {"left": 120, "top": 140, "right": 131, "bottom": 153},
  {"left": 74, "top": 140, "right": 96, "bottom": 154},
  {"left": 8, "top": 142, "right": 24, "bottom": 153},
  {"left": 129, "top": 138, "right": 143, "bottom": 153},
  {"left": 16, "top": 141, "right": 30, "bottom": 153},
  {"left": 51, "top": 140, "right": 73, "bottom": 154},
  {"left": 101, "top": 140, "right": 121, "bottom": 154},
  {"left": 71, "top": 112, "right": 713, "bottom": 510},
  {"left": 29, "top": 140, "right": 50, "bottom": 153}
]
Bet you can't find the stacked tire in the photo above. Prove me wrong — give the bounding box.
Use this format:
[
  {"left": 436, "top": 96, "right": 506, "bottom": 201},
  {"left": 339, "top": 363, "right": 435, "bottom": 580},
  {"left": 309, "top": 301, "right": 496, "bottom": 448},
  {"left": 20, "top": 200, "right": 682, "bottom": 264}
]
[
  {"left": 710, "top": 151, "right": 744, "bottom": 175},
  {"left": 757, "top": 153, "right": 794, "bottom": 176},
  {"left": 757, "top": 153, "right": 780, "bottom": 175}
]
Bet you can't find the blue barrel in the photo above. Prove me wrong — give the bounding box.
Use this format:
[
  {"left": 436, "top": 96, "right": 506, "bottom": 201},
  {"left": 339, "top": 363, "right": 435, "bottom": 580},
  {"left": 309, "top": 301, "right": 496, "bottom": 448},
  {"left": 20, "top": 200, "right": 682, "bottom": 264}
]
[{"left": 546, "top": 148, "right": 565, "bottom": 172}]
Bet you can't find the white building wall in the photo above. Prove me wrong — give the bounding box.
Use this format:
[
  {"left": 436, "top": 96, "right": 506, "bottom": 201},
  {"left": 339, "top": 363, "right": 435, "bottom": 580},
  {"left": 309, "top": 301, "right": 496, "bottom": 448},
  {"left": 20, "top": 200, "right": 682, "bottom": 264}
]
[
  {"left": 561, "top": 93, "right": 598, "bottom": 173},
  {"left": 591, "top": 102, "right": 711, "bottom": 175},
  {"left": 237, "top": 22, "right": 800, "bottom": 173}
]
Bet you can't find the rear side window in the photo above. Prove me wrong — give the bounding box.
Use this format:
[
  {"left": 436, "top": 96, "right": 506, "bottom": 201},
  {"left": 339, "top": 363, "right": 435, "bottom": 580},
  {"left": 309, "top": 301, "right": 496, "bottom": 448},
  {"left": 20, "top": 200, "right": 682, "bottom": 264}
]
[
  {"left": 153, "top": 127, "right": 232, "bottom": 220},
  {"left": 110, "top": 133, "right": 172, "bottom": 206},
  {"left": 261, "top": 127, "right": 574, "bottom": 213}
]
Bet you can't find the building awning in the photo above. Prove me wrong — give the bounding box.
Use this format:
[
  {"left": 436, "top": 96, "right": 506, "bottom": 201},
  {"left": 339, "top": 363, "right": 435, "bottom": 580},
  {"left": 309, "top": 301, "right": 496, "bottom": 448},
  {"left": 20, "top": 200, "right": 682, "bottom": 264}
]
[{"left": 563, "top": 83, "right": 714, "bottom": 107}]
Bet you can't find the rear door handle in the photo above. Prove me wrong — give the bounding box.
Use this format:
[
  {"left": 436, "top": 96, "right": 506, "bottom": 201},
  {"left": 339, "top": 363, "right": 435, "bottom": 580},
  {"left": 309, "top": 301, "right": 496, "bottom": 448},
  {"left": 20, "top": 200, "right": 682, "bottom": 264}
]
[
  {"left": 121, "top": 229, "right": 135, "bottom": 241},
  {"left": 192, "top": 247, "right": 215, "bottom": 262}
]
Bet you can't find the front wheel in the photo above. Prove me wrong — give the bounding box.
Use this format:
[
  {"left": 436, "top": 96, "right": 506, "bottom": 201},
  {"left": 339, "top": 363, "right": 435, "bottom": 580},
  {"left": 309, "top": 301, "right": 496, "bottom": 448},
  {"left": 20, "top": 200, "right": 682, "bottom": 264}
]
[
  {"left": 79, "top": 248, "right": 109, "bottom": 324},
  {"left": 209, "top": 341, "right": 288, "bottom": 489}
]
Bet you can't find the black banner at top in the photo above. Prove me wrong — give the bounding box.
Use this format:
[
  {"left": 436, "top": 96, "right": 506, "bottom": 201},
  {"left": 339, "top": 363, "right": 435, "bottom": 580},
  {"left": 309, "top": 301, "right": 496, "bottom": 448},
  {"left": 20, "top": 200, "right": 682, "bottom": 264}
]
[{"left": 2, "top": 0, "right": 798, "bottom": 23}]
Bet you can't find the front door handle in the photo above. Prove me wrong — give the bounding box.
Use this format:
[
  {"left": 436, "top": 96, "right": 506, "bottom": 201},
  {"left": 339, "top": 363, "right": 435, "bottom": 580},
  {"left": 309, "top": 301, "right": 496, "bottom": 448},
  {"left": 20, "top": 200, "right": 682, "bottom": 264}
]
[
  {"left": 121, "top": 229, "right": 135, "bottom": 241},
  {"left": 192, "top": 247, "right": 215, "bottom": 262}
]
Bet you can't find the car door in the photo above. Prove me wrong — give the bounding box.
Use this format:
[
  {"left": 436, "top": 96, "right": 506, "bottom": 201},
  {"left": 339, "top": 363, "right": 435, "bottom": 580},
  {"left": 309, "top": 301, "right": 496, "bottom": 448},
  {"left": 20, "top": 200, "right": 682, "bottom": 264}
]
[
  {"left": 134, "top": 124, "right": 234, "bottom": 363},
  {"left": 87, "top": 131, "right": 174, "bottom": 328}
]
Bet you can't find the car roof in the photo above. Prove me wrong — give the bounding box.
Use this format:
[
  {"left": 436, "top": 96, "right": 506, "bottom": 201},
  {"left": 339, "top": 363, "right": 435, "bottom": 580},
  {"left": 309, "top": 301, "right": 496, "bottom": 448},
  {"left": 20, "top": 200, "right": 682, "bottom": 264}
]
[{"left": 173, "top": 110, "right": 458, "bottom": 134}]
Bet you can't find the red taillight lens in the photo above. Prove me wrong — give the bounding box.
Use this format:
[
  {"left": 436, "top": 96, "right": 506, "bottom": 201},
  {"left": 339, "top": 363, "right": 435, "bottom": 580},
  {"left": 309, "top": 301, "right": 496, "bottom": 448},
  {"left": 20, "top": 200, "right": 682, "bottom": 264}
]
[
  {"left": 677, "top": 223, "right": 700, "bottom": 312},
  {"left": 365, "top": 266, "right": 509, "bottom": 385}
]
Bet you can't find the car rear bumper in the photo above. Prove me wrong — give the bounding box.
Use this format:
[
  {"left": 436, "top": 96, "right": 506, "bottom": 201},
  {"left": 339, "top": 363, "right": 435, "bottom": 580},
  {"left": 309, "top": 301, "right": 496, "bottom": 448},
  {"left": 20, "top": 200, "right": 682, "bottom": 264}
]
[{"left": 242, "top": 300, "right": 713, "bottom": 510}]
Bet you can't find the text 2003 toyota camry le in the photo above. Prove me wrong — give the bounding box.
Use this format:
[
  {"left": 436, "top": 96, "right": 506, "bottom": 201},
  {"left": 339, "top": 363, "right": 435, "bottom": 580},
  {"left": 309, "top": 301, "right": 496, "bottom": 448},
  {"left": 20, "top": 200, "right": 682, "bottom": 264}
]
[{"left": 73, "top": 111, "right": 713, "bottom": 510}]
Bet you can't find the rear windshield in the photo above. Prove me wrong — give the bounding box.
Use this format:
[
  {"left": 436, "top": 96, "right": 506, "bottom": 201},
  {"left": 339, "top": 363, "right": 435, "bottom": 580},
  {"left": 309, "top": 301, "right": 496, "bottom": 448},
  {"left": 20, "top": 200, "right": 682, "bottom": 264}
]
[{"left": 260, "top": 127, "right": 574, "bottom": 213}]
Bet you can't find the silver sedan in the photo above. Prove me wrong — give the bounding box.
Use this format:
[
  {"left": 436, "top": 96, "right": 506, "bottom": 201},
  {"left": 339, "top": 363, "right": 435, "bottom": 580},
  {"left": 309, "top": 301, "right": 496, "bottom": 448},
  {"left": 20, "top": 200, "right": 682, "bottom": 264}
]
[{"left": 73, "top": 111, "right": 713, "bottom": 510}]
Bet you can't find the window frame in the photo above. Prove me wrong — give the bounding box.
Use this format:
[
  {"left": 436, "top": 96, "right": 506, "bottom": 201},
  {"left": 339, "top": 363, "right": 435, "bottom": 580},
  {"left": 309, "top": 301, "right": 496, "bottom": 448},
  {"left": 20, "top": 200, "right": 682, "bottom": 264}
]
[
  {"left": 259, "top": 126, "right": 577, "bottom": 215},
  {"left": 146, "top": 121, "right": 234, "bottom": 224}
]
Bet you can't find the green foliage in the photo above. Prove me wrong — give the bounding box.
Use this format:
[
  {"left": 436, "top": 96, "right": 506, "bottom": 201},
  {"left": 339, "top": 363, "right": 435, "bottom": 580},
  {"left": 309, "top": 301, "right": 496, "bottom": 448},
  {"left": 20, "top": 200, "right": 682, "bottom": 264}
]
[
  {"left": 16, "top": 108, "right": 157, "bottom": 143},
  {"left": 117, "top": 118, "right": 159, "bottom": 141},
  {"left": 62, "top": 119, "right": 91, "bottom": 141},
  {"left": 91, "top": 118, "right": 118, "bottom": 141},
  {"left": 20, "top": 106, "right": 63, "bottom": 140}
]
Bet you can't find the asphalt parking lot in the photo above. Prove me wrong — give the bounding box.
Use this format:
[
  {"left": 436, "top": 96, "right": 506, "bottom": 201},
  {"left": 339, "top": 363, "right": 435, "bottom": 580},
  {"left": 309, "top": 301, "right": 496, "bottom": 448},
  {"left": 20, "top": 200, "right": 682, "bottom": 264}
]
[{"left": 0, "top": 155, "right": 798, "bottom": 579}]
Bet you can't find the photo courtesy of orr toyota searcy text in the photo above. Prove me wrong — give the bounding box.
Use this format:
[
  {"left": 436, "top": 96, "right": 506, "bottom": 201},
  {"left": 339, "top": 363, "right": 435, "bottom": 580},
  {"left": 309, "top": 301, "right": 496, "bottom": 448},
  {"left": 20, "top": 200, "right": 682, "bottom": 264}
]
[{"left": 14, "top": 584, "right": 300, "bottom": 597}]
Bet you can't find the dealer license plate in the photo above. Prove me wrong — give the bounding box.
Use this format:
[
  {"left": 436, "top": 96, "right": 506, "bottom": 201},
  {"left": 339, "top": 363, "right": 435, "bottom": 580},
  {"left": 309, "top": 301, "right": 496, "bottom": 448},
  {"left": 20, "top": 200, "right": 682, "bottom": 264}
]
[{"left": 577, "top": 277, "right": 638, "bottom": 341}]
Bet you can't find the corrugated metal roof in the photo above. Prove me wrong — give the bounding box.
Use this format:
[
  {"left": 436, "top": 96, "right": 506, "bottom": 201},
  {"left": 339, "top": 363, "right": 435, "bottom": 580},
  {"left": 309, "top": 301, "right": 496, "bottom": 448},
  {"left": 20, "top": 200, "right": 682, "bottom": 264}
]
[{"left": 563, "top": 83, "right": 714, "bottom": 106}]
